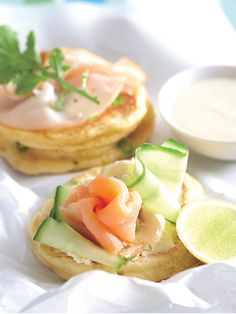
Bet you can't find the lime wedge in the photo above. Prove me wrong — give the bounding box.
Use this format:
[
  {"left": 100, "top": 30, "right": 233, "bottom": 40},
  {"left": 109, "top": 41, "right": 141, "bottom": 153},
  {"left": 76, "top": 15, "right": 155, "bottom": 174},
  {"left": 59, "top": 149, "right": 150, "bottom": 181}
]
[{"left": 176, "top": 199, "right": 236, "bottom": 263}]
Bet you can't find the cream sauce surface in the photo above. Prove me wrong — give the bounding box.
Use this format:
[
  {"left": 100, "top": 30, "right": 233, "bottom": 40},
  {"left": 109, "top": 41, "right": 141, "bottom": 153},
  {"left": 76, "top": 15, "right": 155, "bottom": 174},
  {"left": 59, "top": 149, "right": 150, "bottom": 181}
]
[{"left": 173, "top": 78, "right": 236, "bottom": 141}]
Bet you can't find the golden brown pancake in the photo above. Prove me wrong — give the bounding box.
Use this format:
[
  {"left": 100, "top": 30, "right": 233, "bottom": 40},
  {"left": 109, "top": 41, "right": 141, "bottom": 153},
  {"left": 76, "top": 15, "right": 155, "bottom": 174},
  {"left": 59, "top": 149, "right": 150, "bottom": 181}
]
[
  {"left": 0, "top": 94, "right": 154, "bottom": 174},
  {"left": 0, "top": 48, "right": 154, "bottom": 175},
  {"left": 29, "top": 165, "right": 204, "bottom": 282},
  {"left": 0, "top": 47, "right": 154, "bottom": 174}
]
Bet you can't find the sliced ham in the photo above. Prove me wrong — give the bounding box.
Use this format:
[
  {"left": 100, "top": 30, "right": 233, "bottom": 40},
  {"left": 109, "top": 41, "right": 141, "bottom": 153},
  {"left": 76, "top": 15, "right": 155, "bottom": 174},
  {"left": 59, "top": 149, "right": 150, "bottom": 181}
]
[
  {"left": 0, "top": 72, "right": 123, "bottom": 129},
  {"left": 64, "top": 72, "right": 124, "bottom": 120},
  {"left": 112, "top": 57, "right": 146, "bottom": 86},
  {"left": 0, "top": 49, "right": 146, "bottom": 130}
]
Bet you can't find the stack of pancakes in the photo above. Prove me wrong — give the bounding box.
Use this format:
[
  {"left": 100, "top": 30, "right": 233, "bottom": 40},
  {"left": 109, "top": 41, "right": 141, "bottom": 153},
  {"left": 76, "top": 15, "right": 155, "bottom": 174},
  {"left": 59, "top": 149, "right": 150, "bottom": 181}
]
[{"left": 0, "top": 49, "right": 154, "bottom": 175}]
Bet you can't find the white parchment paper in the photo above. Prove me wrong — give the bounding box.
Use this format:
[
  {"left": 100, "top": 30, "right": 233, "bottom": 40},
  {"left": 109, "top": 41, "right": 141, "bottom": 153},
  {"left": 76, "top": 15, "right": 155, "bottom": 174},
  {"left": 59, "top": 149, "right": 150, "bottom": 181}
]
[{"left": 1, "top": 1, "right": 236, "bottom": 312}]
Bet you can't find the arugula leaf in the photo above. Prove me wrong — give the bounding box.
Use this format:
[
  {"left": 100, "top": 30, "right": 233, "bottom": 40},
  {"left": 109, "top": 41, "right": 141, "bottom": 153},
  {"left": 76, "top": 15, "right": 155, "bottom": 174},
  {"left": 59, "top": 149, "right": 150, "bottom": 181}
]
[
  {"left": 55, "top": 93, "right": 65, "bottom": 111},
  {"left": 88, "top": 115, "right": 98, "bottom": 121},
  {"left": 58, "top": 78, "right": 100, "bottom": 105},
  {"left": 54, "top": 69, "right": 99, "bottom": 111},
  {"left": 16, "top": 141, "right": 29, "bottom": 153},
  {"left": 46, "top": 50, "right": 99, "bottom": 106},
  {"left": 0, "top": 26, "right": 40, "bottom": 89},
  {"left": 112, "top": 95, "right": 126, "bottom": 106},
  {"left": 14, "top": 72, "right": 42, "bottom": 95},
  {"left": 0, "top": 26, "right": 20, "bottom": 56},
  {"left": 81, "top": 70, "right": 89, "bottom": 89},
  {"left": 23, "top": 31, "right": 40, "bottom": 64},
  {"left": 0, "top": 27, "right": 21, "bottom": 84},
  {"left": 117, "top": 138, "right": 135, "bottom": 155},
  {"left": 0, "top": 25, "right": 100, "bottom": 107},
  {"left": 0, "top": 65, "right": 17, "bottom": 84},
  {"left": 48, "top": 48, "right": 69, "bottom": 78}
]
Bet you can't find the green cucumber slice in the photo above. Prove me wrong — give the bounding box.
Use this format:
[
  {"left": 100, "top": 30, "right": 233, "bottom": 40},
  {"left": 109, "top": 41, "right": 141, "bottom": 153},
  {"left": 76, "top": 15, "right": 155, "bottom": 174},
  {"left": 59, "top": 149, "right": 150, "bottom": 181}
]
[
  {"left": 50, "top": 185, "right": 73, "bottom": 220},
  {"left": 162, "top": 138, "right": 188, "bottom": 153},
  {"left": 34, "top": 217, "right": 127, "bottom": 270},
  {"left": 127, "top": 148, "right": 180, "bottom": 222},
  {"left": 160, "top": 139, "right": 188, "bottom": 197},
  {"left": 138, "top": 140, "right": 188, "bottom": 198},
  {"left": 126, "top": 139, "right": 189, "bottom": 222}
]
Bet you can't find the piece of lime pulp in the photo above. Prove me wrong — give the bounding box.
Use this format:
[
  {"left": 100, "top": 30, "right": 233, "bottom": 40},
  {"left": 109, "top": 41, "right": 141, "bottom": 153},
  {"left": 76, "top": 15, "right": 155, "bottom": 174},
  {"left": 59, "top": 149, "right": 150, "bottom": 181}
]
[{"left": 176, "top": 199, "right": 236, "bottom": 263}]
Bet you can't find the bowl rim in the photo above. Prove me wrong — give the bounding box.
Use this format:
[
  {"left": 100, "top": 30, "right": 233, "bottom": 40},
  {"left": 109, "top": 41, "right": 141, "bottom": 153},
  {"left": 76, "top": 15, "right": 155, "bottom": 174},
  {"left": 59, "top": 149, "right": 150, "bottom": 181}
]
[{"left": 158, "top": 65, "right": 236, "bottom": 145}]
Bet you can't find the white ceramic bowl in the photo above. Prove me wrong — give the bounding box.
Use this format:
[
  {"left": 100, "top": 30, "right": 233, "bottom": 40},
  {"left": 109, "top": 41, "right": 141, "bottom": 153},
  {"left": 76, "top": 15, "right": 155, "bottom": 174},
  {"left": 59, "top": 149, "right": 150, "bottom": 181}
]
[{"left": 158, "top": 65, "right": 236, "bottom": 161}]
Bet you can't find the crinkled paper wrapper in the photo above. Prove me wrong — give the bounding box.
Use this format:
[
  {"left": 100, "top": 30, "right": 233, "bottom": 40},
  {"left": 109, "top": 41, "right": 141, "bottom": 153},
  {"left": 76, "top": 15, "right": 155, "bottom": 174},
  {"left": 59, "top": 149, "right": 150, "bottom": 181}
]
[{"left": 1, "top": 1, "right": 236, "bottom": 312}]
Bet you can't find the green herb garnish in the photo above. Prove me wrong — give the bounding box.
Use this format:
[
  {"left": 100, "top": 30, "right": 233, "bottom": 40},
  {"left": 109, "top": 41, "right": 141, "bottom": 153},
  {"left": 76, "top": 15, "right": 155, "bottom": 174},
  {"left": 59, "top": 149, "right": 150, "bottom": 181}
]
[
  {"left": 16, "top": 142, "right": 29, "bottom": 153},
  {"left": 55, "top": 93, "right": 65, "bottom": 111},
  {"left": 112, "top": 95, "right": 126, "bottom": 106},
  {"left": 81, "top": 70, "right": 89, "bottom": 90},
  {"left": 117, "top": 138, "right": 135, "bottom": 155},
  {"left": 88, "top": 115, "right": 98, "bottom": 121},
  {"left": 0, "top": 26, "right": 99, "bottom": 111}
]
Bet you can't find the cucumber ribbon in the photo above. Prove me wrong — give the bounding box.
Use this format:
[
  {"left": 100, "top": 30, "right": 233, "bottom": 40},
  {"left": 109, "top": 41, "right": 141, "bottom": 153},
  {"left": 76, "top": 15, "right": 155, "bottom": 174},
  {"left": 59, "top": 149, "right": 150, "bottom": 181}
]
[{"left": 125, "top": 139, "right": 189, "bottom": 222}]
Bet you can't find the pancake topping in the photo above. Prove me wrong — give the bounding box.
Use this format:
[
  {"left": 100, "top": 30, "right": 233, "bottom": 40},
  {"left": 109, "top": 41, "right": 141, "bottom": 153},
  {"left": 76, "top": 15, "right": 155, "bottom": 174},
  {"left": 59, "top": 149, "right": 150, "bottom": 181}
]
[
  {"left": 33, "top": 139, "right": 190, "bottom": 268},
  {"left": 61, "top": 176, "right": 142, "bottom": 254},
  {"left": 0, "top": 26, "right": 145, "bottom": 130}
]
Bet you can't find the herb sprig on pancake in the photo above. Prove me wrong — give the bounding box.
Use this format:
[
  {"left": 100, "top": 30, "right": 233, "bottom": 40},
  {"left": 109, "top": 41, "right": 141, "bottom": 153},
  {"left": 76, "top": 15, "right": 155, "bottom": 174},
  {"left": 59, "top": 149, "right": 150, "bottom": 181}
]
[
  {"left": 0, "top": 35, "right": 154, "bottom": 174},
  {"left": 0, "top": 26, "right": 98, "bottom": 107}
]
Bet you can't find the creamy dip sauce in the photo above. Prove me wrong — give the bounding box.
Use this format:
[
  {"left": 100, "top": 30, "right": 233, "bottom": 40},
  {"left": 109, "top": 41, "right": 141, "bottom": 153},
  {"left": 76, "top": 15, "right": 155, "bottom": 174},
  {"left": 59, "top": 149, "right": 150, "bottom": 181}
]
[{"left": 172, "top": 78, "right": 236, "bottom": 141}]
